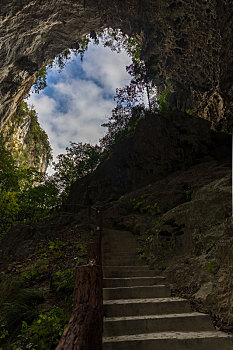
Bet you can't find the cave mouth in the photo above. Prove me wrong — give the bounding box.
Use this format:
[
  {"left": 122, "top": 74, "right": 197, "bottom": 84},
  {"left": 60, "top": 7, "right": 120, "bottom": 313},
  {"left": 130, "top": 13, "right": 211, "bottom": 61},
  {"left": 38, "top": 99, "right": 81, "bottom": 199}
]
[
  {"left": 1, "top": 1, "right": 232, "bottom": 132},
  {"left": 24, "top": 29, "right": 156, "bottom": 175}
]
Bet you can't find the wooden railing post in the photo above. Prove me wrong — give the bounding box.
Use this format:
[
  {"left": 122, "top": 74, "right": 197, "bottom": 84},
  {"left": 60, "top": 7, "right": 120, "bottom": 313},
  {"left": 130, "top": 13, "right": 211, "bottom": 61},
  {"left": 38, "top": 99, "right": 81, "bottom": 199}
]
[
  {"left": 56, "top": 265, "right": 103, "bottom": 350},
  {"left": 56, "top": 206, "right": 103, "bottom": 350}
]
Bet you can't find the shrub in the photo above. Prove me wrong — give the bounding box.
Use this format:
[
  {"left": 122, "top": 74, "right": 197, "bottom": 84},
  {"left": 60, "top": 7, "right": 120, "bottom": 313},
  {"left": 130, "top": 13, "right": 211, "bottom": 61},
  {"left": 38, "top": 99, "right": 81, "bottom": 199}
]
[
  {"left": 157, "top": 87, "right": 171, "bottom": 115},
  {"left": 0, "top": 190, "right": 20, "bottom": 240},
  {"left": 15, "top": 307, "right": 70, "bottom": 350},
  {"left": 0, "top": 278, "right": 44, "bottom": 332},
  {"left": 76, "top": 242, "right": 87, "bottom": 257},
  {"left": 131, "top": 195, "right": 161, "bottom": 215},
  {"left": 21, "top": 258, "right": 49, "bottom": 281},
  {"left": 53, "top": 269, "right": 74, "bottom": 294}
]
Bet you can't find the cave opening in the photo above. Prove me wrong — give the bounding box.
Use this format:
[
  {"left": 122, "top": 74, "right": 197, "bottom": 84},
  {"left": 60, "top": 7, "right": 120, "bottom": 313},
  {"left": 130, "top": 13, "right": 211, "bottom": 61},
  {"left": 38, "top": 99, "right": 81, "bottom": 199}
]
[{"left": 23, "top": 29, "right": 157, "bottom": 175}]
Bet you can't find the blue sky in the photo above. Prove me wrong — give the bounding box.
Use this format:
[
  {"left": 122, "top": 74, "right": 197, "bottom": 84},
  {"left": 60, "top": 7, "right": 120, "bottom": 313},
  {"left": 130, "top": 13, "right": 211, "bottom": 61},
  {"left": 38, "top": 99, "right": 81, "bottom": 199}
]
[{"left": 27, "top": 40, "right": 132, "bottom": 170}]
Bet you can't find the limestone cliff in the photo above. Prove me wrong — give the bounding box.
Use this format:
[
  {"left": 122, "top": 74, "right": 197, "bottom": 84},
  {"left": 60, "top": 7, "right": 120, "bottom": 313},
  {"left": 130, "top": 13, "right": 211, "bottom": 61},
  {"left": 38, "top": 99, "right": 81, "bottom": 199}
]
[
  {"left": 0, "top": 0, "right": 232, "bottom": 130},
  {"left": 1, "top": 101, "right": 52, "bottom": 174}
]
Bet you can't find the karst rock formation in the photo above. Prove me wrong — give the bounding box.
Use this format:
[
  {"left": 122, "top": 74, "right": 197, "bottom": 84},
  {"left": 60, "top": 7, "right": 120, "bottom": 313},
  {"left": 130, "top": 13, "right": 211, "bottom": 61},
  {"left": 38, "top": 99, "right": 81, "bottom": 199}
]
[{"left": 0, "top": 0, "right": 233, "bottom": 130}]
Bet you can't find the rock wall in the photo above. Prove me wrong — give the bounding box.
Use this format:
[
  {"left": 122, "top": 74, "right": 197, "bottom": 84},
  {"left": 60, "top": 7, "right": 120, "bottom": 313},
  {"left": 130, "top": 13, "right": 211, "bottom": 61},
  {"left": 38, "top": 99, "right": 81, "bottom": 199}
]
[
  {"left": 154, "top": 172, "right": 233, "bottom": 330},
  {"left": 67, "top": 111, "right": 231, "bottom": 205},
  {"left": 0, "top": 0, "right": 232, "bottom": 130},
  {"left": 1, "top": 102, "right": 52, "bottom": 173}
]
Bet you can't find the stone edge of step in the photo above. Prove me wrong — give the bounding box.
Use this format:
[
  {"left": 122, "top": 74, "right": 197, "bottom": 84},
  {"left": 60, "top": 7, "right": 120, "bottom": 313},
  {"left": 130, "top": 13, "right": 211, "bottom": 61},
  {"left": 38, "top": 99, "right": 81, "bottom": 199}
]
[
  {"left": 103, "top": 277, "right": 165, "bottom": 280},
  {"left": 104, "top": 312, "right": 210, "bottom": 322},
  {"left": 103, "top": 297, "right": 188, "bottom": 305},
  {"left": 103, "top": 285, "right": 168, "bottom": 290},
  {"left": 103, "top": 331, "right": 233, "bottom": 343},
  {"left": 103, "top": 266, "right": 149, "bottom": 269}
]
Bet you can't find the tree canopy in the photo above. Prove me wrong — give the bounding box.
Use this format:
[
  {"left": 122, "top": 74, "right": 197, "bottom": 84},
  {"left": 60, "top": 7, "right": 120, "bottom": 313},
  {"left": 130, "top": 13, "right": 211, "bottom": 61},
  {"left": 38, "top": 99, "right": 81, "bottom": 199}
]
[{"left": 49, "top": 142, "right": 102, "bottom": 201}]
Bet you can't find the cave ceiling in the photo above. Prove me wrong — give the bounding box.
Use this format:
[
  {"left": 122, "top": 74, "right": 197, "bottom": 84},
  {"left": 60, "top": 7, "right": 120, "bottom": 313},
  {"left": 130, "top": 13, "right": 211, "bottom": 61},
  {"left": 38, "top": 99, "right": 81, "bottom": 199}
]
[{"left": 0, "top": 0, "right": 232, "bottom": 130}]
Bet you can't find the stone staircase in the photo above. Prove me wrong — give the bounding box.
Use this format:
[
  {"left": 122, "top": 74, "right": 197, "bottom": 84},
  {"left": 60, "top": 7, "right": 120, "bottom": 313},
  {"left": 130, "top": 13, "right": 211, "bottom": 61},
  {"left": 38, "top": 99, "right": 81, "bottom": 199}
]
[{"left": 102, "top": 228, "right": 233, "bottom": 350}]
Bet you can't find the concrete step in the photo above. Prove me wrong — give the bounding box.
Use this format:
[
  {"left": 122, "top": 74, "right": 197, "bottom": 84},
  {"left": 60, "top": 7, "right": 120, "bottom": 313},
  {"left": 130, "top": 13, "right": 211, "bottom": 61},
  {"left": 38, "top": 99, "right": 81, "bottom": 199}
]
[
  {"left": 102, "top": 240, "right": 138, "bottom": 246},
  {"left": 103, "top": 248, "right": 138, "bottom": 254},
  {"left": 103, "top": 245, "right": 138, "bottom": 249},
  {"left": 103, "top": 252, "right": 138, "bottom": 254},
  {"left": 104, "top": 253, "right": 139, "bottom": 256},
  {"left": 104, "top": 265, "right": 149, "bottom": 270},
  {"left": 102, "top": 229, "right": 233, "bottom": 349},
  {"left": 102, "top": 243, "right": 138, "bottom": 248},
  {"left": 103, "top": 276, "right": 166, "bottom": 288},
  {"left": 103, "top": 297, "right": 191, "bottom": 317},
  {"left": 109, "top": 242, "right": 136, "bottom": 246},
  {"left": 103, "top": 285, "right": 171, "bottom": 300},
  {"left": 103, "top": 331, "right": 233, "bottom": 350},
  {"left": 103, "top": 254, "right": 138, "bottom": 259},
  {"left": 103, "top": 268, "right": 157, "bottom": 278},
  {"left": 103, "top": 259, "right": 144, "bottom": 266},
  {"left": 103, "top": 239, "right": 138, "bottom": 244},
  {"left": 104, "top": 312, "right": 214, "bottom": 337},
  {"left": 103, "top": 254, "right": 139, "bottom": 259}
]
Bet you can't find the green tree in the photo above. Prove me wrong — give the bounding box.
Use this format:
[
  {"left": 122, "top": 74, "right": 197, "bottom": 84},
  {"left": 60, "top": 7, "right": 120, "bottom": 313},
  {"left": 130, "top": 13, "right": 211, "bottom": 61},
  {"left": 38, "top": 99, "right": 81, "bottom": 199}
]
[
  {"left": 0, "top": 133, "right": 54, "bottom": 239},
  {"left": 100, "top": 106, "right": 145, "bottom": 151},
  {"left": 50, "top": 142, "right": 102, "bottom": 201},
  {"left": 33, "top": 66, "right": 48, "bottom": 93},
  {"left": 18, "top": 180, "right": 59, "bottom": 222},
  {"left": 157, "top": 87, "right": 172, "bottom": 115},
  {"left": 0, "top": 136, "right": 20, "bottom": 191}
]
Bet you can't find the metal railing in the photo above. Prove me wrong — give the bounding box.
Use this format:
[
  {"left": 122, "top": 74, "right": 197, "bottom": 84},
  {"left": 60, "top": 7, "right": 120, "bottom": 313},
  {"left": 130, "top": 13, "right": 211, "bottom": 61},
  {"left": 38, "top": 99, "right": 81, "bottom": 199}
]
[{"left": 56, "top": 206, "right": 103, "bottom": 350}]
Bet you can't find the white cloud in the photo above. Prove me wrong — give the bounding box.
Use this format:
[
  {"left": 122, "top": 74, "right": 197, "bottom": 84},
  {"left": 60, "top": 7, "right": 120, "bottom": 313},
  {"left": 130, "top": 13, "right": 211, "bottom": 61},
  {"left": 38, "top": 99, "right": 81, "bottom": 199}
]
[
  {"left": 27, "top": 42, "right": 133, "bottom": 174},
  {"left": 83, "top": 44, "right": 132, "bottom": 93}
]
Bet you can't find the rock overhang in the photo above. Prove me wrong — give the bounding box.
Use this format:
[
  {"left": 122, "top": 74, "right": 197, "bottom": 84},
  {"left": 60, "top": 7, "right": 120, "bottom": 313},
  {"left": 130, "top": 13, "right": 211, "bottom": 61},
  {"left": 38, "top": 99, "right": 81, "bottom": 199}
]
[{"left": 0, "top": 0, "right": 232, "bottom": 130}]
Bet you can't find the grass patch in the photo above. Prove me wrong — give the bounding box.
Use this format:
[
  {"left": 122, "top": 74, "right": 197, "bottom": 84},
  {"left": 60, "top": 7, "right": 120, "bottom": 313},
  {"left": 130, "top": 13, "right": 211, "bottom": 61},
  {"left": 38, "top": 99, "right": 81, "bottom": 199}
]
[{"left": 0, "top": 277, "right": 44, "bottom": 332}]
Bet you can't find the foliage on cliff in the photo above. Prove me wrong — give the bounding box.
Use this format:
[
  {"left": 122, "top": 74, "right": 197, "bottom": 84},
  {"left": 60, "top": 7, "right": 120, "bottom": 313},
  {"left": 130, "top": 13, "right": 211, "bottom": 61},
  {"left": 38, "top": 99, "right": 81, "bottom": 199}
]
[
  {"left": 0, "top": 137, "right": 57, "bottom": 240},
  {"left": 0, "top": 137, "right": 103, "bottom": 240},
  {"left": 3, "top": 101, "right": 52, "bottom": 173}
]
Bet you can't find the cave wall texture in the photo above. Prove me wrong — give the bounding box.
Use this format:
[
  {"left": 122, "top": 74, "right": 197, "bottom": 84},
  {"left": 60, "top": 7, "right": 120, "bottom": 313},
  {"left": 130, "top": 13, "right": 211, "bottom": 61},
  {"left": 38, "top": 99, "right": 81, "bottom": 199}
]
[{"left": 0, "top": 0, "right": 233, "bottom": 131}]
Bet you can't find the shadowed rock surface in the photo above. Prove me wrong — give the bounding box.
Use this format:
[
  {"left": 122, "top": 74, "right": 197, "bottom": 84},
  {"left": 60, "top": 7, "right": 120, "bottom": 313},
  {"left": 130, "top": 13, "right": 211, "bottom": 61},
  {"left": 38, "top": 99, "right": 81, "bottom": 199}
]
[
  {"left": 1, "top": 0, "right": 233, "bottom": 129},
  {"left": 67, "top": 111, "right": 231, "bottom": 205}
]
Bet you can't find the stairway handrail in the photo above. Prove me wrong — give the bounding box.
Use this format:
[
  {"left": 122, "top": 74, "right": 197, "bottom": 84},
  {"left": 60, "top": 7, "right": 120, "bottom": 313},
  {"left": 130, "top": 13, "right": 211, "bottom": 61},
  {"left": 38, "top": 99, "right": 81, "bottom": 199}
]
[{"left": 56, "top": 205, "right": 104, "bottom": 350}]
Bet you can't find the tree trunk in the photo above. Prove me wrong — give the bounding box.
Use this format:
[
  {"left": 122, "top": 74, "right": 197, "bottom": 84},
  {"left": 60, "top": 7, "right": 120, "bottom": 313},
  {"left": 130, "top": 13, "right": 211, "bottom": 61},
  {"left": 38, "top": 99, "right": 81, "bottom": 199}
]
[
  {"left": 56, "top": 265, "right": 103, "bottom": 350},
  {"left": 147, "top": 85, "right": 152, "bottom": 112}
]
